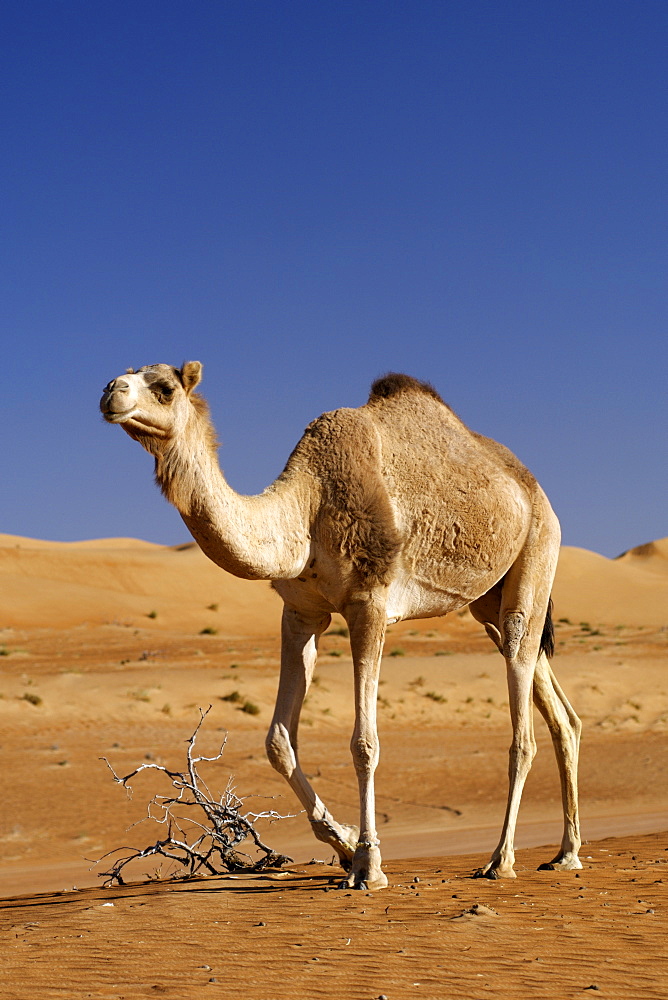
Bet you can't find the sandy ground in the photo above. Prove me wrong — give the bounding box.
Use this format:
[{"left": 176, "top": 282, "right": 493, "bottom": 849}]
[
  {"left": 0, "top": 535, "right": 667, "bottom": 998},
  {"left": 3, "top": 832, "right": 666, "bottom": 1000}
]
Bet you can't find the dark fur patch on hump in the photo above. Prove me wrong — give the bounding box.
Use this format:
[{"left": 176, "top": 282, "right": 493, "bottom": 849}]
[{"left": 369, "top": 372, "right": 444, "bottom": 404}]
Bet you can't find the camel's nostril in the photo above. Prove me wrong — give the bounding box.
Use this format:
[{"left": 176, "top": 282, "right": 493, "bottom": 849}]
[{"left": 105, "top": 378, "right": 130, "bottom": 393}]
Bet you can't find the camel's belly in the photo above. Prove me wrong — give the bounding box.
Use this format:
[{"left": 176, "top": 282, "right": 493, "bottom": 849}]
[{"left": 385, "top": 564, "right": 503, "bottom": 623}]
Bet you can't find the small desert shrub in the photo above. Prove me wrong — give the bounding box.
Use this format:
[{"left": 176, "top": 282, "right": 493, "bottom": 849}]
[
  {"left": 408, "top": 675, "right": 425, "bottom": 688},
  {"left": 22, "top": 692, "right": 42, "bottom": 706},
  {"left": 389, "top": 648, "right": 405, "bottom": 657},
  {"left": 425, "top": 691, "right": 447, "bottom": 703},
  {"left": 147, "top": 610, "right": 158, "bottom": 619},
  {"left": 200, "top": 627, "right": 218, "bottom": 635},
  {"left": 0, "top": 647, "right": 9, "bottom": 657},
  {"left": 327, "top": 626, "right": 349, "bottom": 638},
  {"left": 239, "top": 700, "right": 260, "bottom": 715},
  {"left": 221, "top": 690, "right": 242, "bottom": 703},
  {"left": 328, "top": 649, "right": 342, "bottom": 657},
  {"left": 207, "top": 603, "right": 219, "bottom": 612},
  {"left": 435, "top": 650, "right": 451, "bottom": 656},
  {"left": 130, "top": 690, "right": 151, "bottom": 702}
]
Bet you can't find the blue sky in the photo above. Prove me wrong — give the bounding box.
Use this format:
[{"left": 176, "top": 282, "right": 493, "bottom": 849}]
[{"left": 2, "top": 1, "right": 666, "bottom": 557}]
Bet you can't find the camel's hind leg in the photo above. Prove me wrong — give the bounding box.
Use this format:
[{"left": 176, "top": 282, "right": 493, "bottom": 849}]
[
  {"left": 471, "top": 586, "right": 582, "bottom": 875},
  {"left": 473, "top": 620, "right": 540, "bottom": 878},
  {"left": 533, "top": 653, "right": 582, "bottom": 870},
  {"left": 265, "top": 606, "right": 359, "bottom": 870},
  {"left": 470, "top": 521, "right": 561, "bottom": 878}
]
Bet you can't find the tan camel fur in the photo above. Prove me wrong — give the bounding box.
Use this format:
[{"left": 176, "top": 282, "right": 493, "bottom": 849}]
[{"left": 100, "top": 362, "right": 582, "bottom": 888}]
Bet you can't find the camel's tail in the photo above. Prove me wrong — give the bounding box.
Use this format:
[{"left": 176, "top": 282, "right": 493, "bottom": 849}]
[{"left": 540, "top": 598, "right": 555, "bottom": 659}]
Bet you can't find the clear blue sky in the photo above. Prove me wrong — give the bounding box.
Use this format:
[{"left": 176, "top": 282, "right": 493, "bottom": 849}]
[{"left": 2, "top": 1, "right": 666, "bottom": 557}]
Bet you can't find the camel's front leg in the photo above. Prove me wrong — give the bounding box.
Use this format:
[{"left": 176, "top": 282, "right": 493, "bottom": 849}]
[
  {"left": 339, "top": 596, "right": 388, "bottom": 890},
  {"left": 265, "top": 607, "right": 359, "bottom": 870}
]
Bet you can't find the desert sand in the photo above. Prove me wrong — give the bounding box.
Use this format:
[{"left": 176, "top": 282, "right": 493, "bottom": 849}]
[{"left": 1, "top": 534, "right": 666, "bottom": 998}]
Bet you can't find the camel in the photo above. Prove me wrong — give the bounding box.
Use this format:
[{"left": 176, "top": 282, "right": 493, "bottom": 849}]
[{"left": 100, "top": 362, "right": 582, "bottom": 889}]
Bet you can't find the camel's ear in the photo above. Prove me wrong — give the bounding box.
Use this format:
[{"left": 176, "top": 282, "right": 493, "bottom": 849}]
[{"left": 181, "top": 361, "right": 203, "bottom": 394}]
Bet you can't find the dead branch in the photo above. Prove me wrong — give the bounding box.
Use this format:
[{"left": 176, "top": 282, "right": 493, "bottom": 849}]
[{"left": 95, "top": 707, "right": 294, "bottom": 886}]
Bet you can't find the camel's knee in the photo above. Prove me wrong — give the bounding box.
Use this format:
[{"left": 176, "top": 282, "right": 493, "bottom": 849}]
[
  {"left": 265, "top": 723, "right": 296, "bottom": 778},
  {"left": 502, "top": 611, "right": 526, "bottom": 660},
  {"left": 509, "top": 735, "right": 536, "bottom": 775},
  {"left": 351, "top": 735, "right": 379, "bottom": 775}
]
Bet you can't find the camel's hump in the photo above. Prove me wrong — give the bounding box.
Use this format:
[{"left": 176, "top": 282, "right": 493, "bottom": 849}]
[{"left": 368, "top": 372, "right": 445, "bottom": 404}]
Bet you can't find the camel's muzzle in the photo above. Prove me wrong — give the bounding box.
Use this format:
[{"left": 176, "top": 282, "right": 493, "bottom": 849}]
[{"left": 100, "top": 378, "right": 135, "bottom": 421}]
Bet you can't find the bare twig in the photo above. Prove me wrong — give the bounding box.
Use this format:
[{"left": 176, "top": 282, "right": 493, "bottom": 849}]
[{"left": 95, "top": 707, "right": 294, "bottom": 885}]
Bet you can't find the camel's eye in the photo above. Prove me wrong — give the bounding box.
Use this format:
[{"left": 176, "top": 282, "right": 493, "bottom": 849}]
[{"left": 153, "top": 382, "right": 174, "bottom": 402}]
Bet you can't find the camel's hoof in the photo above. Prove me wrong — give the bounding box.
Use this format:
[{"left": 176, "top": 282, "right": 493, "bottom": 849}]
[
  {"left": 338, "top": 872, "right": 387, "bottom": 891},
  {"left": 473, "top": 868, "right": 497, "bottom": 880},
  {"left": 538, "top": 855, "right": 582, "bottom": 872}
]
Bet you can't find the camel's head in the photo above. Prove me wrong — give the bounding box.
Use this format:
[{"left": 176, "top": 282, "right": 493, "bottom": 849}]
[{"left": 100, "top": 362, "right": 203, "bottom": 447}]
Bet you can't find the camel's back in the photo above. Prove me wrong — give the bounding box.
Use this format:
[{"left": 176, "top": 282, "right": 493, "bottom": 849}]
[
  {"left": 361, "top": 375, "right": 548, "bottom": 606},
  {"left": 281, "top": 374, "right": 552, "bottom": 609},
  {"left": 364, "top": 374, "right": 537, "bottom": 498}
]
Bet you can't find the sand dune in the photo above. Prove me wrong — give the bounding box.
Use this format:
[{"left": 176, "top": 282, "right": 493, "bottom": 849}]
[
  {"left": 2, "top": 532, "right": 666, "bottom": 631},
  {"left": 0, "top": 535, "right": 280, "bottom": 634},
  {"left": 552, "top": 539, "right": 668, "bottom": 626},
  {"left": 616, "top": 536, "right": 668, "bottom": 573}
]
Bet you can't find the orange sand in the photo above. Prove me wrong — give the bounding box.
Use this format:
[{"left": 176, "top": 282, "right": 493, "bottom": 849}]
[{"left": 0, "top": 534, "right": 666, "bottom": 997}]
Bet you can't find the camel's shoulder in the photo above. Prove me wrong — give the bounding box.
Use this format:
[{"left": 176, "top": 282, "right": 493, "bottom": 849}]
[
  {"left": 295, "top": 405, "right": 384, "bottom": 480},
  {"left": 283, "top": 406, "right": 400, "bottom": 585}
]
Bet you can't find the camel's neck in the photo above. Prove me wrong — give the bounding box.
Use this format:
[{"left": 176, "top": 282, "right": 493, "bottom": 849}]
[{"left": 154, "top": 412, "right": 312, "bottom": 581}]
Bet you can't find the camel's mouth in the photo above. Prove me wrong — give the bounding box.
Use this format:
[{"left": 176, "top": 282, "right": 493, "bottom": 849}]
[
  {"left": 100, "top": 398, "right": 136, "bottom": 423},
  {"left": 102, "top": 410, "right": 134, "bottom": 423}
]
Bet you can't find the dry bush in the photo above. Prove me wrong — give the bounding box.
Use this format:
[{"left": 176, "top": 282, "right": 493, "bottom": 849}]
[{"left": 96, "top": 707, "right": 292, "bottom": 886}]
